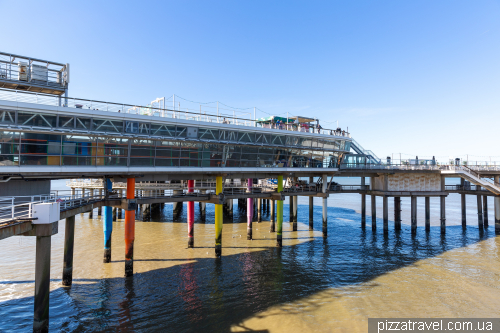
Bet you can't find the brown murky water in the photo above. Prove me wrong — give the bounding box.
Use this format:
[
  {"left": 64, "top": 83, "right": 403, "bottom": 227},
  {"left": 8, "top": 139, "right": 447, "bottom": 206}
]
[{"left": 1, "top": 193, "right": 500, "bottom": 332}]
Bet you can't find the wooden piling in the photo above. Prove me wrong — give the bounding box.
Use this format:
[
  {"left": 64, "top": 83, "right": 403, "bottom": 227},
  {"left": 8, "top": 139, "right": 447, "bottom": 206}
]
[
  {"left": 371, "top": 195, "right": 376, "bottom": 231},
  {"left": 62, "top": 216, "right": 75, "bottom": 286},
  {"left": 215, "top": 176, "right": 223, "bottom": 256},
  {"left": 425, "top": 197, "right": 430, "bottom": 232},
  {"left": 440, "top": 195, "right": 446, "bottom": 234},
  {"left": 411, "top": 196, "right": 417, "bottom": 233},
  {"left": 187, "top": 180, "right": 194, "bottom": 248},
  {"left": 383, "top": 196, "right": 388, "bottom": 233},
  {"left": 477, "top": 192, "right": 484, "bottom": 229},
  {"left": 277, "top": 175, "right": 283, "bottom": 246},
  {"left": 33, "top": 235, "right": 51, "bottom": 333},
  {"left": 483, "top": 195, "right": 488, "bottom": 228},
  {"left": 394, "top": 197, "right": 401, "bottom": 230}
]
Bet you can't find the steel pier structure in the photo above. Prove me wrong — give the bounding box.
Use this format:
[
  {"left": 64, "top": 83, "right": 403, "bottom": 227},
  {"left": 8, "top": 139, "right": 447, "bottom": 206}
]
[{"left": 1, "top": 54, "right": 500, "bottom": 332}]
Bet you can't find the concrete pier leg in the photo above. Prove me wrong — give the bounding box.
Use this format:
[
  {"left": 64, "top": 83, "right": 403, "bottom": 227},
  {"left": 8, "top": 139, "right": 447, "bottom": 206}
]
[
  {"left": 277, "top": 175, "right": 283, "bottom": 247},
  {"left": 228, "top": 199, "right": 233, "bottom": 219},
  {"left": 103, "top": 206, "right": 113, "bottom": 263},
  {"left": 495, "top": 196, "right": 500, "bottom": 235},
  {"left": 477, "top": 193, "right": 484, "bottom": 229},
  {"left": 173, "top": 190, "right": 182, "bottom": 217},
  {"left": 112, "top": 207, "right": 117, "bottom": 222},
  {"left": 187, "top": 180, "right": 194, "bottom": 248},
  {"left": 461, "top": 194, "right": 466, "bottom": 228},
  {"left": 440, "top": 196, "right": 446, "bottom": 234},
  {"left": 247, "top": 179, "right": 253, "bottom": 240},
  {"left": 483, "top": 195, "right": 488, "bottom": 228},
  {"left": 257, "top": 198, "right": 262, "bottom": 222},
  {"left": 425, "top": 197, "right": 430, "bottom": 232},
  {"left": 289, "top": 196, "right": 293, "bottom": 223},
  {"left": 383, "top": 196, "right": 388, "bottom": 233},
  {"left": 124, "top": 178, "right": 135, "bottom": 277},
  {"left": 215, "top": 176, "right": 223, "bottom": 256},
  {"left": 292, "top": 195, "right": 298, "bottom": 231},
  {"left": 411, "top": 196, "right": 417, "bottom": 234},
  {"left": 371, "top": 195, "right": 376, "bottom": 230},
  {"left": 322, "top": 174, "right": 327, "bottom": 237},
  {"left": 394, "top": 197, "right": 401, "bottom": 231},
  {"left": 33, "top": 235, "right": 51, "bottom": 333},
  {"left": 309, "top": 196, "right": 314, "bottom": 230},
  {"left": 270, "top": 199, "right": 275, "bottom": 232},
  {"left": 62, "top": 216, "right": 75, "bottom": 286},
  {"left": 117, "top": 206, "right": 122, "bottom": 220}
]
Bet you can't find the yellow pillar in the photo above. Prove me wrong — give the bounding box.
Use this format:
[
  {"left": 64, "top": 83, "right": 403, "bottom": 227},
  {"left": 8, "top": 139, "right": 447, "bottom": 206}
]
[{"left": 215, "top": 176, "right": 223, "bottom": 256}]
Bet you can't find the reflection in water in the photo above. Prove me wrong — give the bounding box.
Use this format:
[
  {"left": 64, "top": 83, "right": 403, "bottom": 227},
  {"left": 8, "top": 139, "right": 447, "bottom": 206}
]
[{"left": 0, "top": 197, "right": 499, "bottom": 332}]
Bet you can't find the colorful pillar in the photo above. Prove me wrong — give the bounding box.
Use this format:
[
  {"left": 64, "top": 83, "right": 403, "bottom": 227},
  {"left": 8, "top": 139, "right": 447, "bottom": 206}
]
[
  {"left": 62, "top": 216, "right": 75, "bottom": 286},
  {"left": 103, "top": 178, "right": 113, "bottom": 263},
  {"left": 187, "top": 179, "right": 195, "bottom": 248},
  {"left": 124, "top": 178, "right": 135, "bottom": 277},
  {"left": 215, "top": 176, "right": 223, "bottom": 256},
  {"left": 277, "top": 175, "right": 283, "bottom": 247},
  {"left": 247, "top": 178, "right": 254, "bottom": 240}
]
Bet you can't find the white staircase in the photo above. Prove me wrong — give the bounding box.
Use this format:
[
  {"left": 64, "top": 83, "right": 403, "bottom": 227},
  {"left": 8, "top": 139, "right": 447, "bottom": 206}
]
[{"left": 441, "top": 166, "right": 500, "bottom": 195}]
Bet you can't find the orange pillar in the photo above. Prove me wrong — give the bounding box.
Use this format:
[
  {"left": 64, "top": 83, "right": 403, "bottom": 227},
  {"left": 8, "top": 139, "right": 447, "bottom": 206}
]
[{"left": 125, "top": 178, "right": 135, "bottom": 277}]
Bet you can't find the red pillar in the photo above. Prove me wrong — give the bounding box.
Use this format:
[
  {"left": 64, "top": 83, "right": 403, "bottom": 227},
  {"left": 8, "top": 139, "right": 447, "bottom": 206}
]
[
  {"left": 187, "top": 180, "right": 195, "bottom": 248},
  {"left": 124, "top": 178, "right": 135, "bottom": 277}
]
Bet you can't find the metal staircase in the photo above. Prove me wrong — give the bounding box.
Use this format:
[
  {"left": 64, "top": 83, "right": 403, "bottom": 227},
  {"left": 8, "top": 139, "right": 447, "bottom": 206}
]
[
  {"left": 349, "top": 139, "right": 381, "bottom": 164},
  {"left": 441, "top": 166, "right": 500, "bottom": 195}
]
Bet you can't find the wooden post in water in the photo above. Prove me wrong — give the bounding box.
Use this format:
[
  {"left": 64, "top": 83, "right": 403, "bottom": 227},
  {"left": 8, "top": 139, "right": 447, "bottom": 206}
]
[
  {"left": 277, "top": 175, "right": 283, "bottom": 246},
  {"left": 34, "top": 235, "right": 51, "bottom": 333},
  {"left": 425, "top": 197, "right": 430, "bottom": 232},
  {"left": 382, "top": 196, "right": 388, "bottom": 233},
  {"left": 371, "top": 195, "right": 376, "bottom": 231},
  {"left": 187, "top": 180, "right": 194, "bottom": 248},
  {"left": 124, "top": 178, "right": 135, "bottom": 277},
  {"left": 292, "top": 195, "right": 298, "bottom": 231},
  {"left": 257, "top": 198, "right": 262, "bottom": 222},
  {"left": 495, "top": 196, "right": 500, "bottom": 235},
  {"left": 200, "top": 190, "right": 206, "bottom": 221},
  {"left": 461, "top": 178, "right": 466, "bottom": 228},
  {"left": 103, "top": 178, "right": 113, "bottom": 263},
  {"left": 98, "top": 189, "right": 102, "bottom": 216},
  {"left": 477, "top": 189, "right": 484, "bottom": 229},
  {"left": 309, "top": 176, "right": 314, "bottom": 230},
  {"left": 215, "top": 176, "right": 223, "bottom": 256},
  {"left": 62, "top": 216, "right": 75, "bottom": 286},
  {"left": 411, "top": 196, "right": 417, "bottom": 234},
  {"left": 270, "top": 199, "right": 275, "bottom": 232},
  {"left": 322, "top": 174, "right": 328, "bottom": 237},
  {"left": 483, "top": 195, "right": 488, "bottom": 228},
  {"left": 394, "top": 197, "right": 401, "bottom": 230},
  {"left": 440, "top": 196, "right": 446, "bottom": 234},
  {"left": 361, "top": 177, "right": 366, "bottom": 228},
  {"left": 247, "top": 179, "right": 253, "bottom": 240}
]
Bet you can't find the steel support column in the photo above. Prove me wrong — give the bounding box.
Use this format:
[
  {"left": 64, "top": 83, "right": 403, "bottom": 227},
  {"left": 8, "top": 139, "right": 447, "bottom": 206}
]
[
  {"left": 62, "top": 216, "right": 75, "bottom": 287},
  {"left": 215, "top": 176, "right": 223, "bottom": 256},
  {"left": 124, "top": 178, "right": 135, "bottom": 277},
  {"left": 277, "top": 175, "right": 284, "bottom": 246}
]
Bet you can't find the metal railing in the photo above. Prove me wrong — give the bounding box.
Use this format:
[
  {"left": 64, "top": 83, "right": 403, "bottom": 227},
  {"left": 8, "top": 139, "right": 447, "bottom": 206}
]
[{"left": 0, "top": 88, "right": 350, "bottom": 138}]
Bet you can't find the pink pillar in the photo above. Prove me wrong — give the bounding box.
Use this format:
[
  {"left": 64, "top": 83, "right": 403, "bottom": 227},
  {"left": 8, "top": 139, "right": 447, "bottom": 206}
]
[
  {"left": 247, "top": 179, "right": 253, "bottom": 240},
  {"left": 187, "top": 180, "right": 195, "bottom": 248}
]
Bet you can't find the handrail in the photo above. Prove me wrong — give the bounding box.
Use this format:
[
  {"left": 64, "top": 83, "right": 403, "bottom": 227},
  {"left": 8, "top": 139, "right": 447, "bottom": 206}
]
[{"left": 0, "top": 88, "right": 351, "bottom": 138}]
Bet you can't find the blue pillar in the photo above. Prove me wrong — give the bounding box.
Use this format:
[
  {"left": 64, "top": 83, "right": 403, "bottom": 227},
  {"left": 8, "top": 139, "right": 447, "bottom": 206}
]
[{"left": 103, "top": 179, "right": 112, "bottom": 263}]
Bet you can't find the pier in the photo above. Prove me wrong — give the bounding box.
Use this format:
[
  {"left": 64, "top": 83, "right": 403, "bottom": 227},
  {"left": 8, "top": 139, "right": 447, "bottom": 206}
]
[{"left": 1, "top": 52, "right": 500, "bottom": 332}]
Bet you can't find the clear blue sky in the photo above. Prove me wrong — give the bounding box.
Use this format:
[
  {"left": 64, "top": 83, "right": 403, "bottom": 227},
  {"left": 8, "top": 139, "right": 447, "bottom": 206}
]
[{"left": 1, "top": 0, "right": 499, "bottom": 162}]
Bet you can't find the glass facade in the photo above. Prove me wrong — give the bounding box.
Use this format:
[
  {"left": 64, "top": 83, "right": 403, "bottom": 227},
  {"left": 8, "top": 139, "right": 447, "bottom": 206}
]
[{"left": 0, "top": 109, "right": 350, "bottom": 168}]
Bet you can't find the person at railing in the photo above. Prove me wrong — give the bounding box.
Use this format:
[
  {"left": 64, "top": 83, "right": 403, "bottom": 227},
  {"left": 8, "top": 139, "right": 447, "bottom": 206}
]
[{"left": 317, "top": 124, "right": 322, "bottom": 134}]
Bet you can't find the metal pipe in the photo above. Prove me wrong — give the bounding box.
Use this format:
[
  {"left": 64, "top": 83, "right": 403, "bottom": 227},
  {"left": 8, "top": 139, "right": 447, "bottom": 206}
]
[
  {"left": 124, "top": 178, "right": 135, "bottom": 277},
  {"left": 62, "top": 216, "right": 75, "bottom": 286},
  {"left": 215, "top": 176, "right": 223, "bottom": 256},
  {"left": 187, "top": 180, "right": 194, "bottom": 248},
  {"left": 277, "top": 175, "right": 283, "bottom": 247}
]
